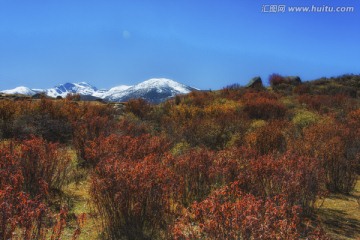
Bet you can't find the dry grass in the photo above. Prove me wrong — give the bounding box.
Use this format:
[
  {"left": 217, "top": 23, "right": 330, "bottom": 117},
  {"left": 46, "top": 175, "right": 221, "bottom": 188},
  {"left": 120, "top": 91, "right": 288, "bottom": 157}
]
[
  {"left": 62, "top": 178, "right": 102, "bottom": 240},
  {"left": 317, "top": 177, "right": 360, "bottom": 239},
  {"left": 60, "top": 148, "right": 102, "bottom": 239}
]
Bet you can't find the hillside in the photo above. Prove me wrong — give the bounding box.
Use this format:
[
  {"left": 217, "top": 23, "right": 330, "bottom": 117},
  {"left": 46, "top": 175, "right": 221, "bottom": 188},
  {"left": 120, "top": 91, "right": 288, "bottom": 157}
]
[{"left": 0, "top": 74, "right": 359, "bottom": 239}]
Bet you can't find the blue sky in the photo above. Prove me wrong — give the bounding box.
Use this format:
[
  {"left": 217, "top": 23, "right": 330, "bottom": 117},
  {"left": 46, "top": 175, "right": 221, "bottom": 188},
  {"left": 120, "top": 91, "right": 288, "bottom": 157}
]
[{"left": 0, "top": 0, "right": 359, "bottom": 90}]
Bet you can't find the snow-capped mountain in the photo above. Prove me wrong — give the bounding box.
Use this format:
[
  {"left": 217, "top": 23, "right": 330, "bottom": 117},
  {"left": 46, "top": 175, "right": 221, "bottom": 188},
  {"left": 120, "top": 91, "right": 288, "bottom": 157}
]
[
  {"left": 1, "top": 86, "right": 36, "bottom": 95},
  {"left": 43, "top": 82, "right": 98, "bottom": 98},
  {"left": 103, "top": 78, "right": 195, "bottom": 103},
  {"left": 0, "top": 78, "right": 197, "bottom": 103},
  {"left": 94, "top": 85, "right": 131, "bottom": 99}
]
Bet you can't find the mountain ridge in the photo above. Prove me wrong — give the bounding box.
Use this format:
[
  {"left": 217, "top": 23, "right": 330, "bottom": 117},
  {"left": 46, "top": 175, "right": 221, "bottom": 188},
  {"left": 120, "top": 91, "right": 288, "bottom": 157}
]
[{"left": 0, "top": 78, "right": 197, "bottom": 103}]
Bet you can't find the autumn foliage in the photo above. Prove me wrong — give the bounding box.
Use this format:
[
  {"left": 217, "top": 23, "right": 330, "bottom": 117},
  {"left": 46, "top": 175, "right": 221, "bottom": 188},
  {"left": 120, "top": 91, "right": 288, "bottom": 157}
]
[
  {"left": 242, "top": 92, "right": 287, "bottom": 120},
  {"left": 1, "top": 75, "right": 359, "bottom": 239},
  {"left": 172, "top": 182, "right": 303, "bottom": 240},
  {"left": 0, "top": 138, "right": 76, "bottom": 239},
  {"left": 90, "top": 142, "right": 179, "bottom": 239},
  {"left": 293, "top": 121, "right": 358, "bottom": 193}
]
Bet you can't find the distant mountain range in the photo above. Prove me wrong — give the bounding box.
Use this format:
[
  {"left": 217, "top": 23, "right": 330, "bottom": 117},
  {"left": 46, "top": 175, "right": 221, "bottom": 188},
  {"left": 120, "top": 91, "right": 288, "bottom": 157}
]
[{"left": 0, "top": 78, "right": 197, "bottom": 103}]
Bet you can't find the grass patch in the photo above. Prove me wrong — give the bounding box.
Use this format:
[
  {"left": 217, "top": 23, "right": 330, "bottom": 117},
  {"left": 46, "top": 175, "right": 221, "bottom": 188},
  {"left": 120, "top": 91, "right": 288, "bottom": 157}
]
[
  {"left": 318, "top": 177, "right": 360, "bottom": 239},
  {"left": 62, "top": 177, "right": 102, "bottom": 240}
]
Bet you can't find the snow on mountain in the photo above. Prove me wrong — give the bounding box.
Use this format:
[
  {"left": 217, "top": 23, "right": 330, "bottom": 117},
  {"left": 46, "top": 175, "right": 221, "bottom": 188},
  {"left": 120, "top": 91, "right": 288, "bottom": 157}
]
[
  {"left": 93, "top": 85, "right": 131, "bottom": 98},
  {"left": 133, "top": 78, "right": 192, "bottom": 93},
  {"left": 0, "top": 78, "right": 197, "bottom": 103},
  {"left": 1, "top": 86, "right": 36, "bottom": 95},
  {"left": 44, "top": 82, "right": 98, "bottom": 98},
  {"left": 103, "top": 78, "right": 195, "bottom": 103}
]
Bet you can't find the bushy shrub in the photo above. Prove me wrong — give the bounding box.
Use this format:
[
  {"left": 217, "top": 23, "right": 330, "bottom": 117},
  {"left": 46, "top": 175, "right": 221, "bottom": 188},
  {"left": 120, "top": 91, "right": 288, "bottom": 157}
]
[
  {"left": 183, "top": 91, "right": 215, "bottom": 107},
  {"left": 1, "top": 137, "right": 72, "bottom": 198},
  {"left": 240, "top": 152, "right": 326, "bottom": 214},
  {"left": 269, "top": 74, "right": 301, "bottom": 87},
  {"left": 269, "top": 73, "right": 286, "bottom": 86},
  {"left": 243, "top": 97, "right": 287, "bottom": 120},
  {"left": 298, "top": 94, "right": 356, "bottom": 113},
  {"left": 292, "top": 109, "right": 320, "bottom": 129},
  {"left": 165, "top": 149, "right": 215, "bottom": 206},
  {"left": 18, "top": 137, "right": 72, "bottom": 197},
  {"left": 72, "top": 106, "right": 115, "bottom": 166},
  {"left": 117, "top": 115, "right": 151, "bottom": 136},
  {"left": 12, "top": 113, "right": 72, "bottom": 143},
  {"left": 245, "top": 121, "right": 288, "bottom": 155},
  {"left": 85, "top": 134, "right": 170, "bottom": 166},
  {"left": 184, "top": 118, "right": 227, "bottom": 149},
  {"left": 211, "top": 147, "right": 258, "bottom": 187},
  {"left": 295, "top": 121, "right": 358, "bottom": 193},
  {"left": 347, "top": 109, "right": 360, "bottom": 173},
  {"left": 91, "top": 157, "right": 180, "bottom": 240},
  {"left": 0, "top": 139, "right": 75, "bottom": 240},
  {"left": 172, "top": 182, "right": 323, "bottom": 239},
  {"left": 294, "top": 83, "right": 312, "bottom": 95},
  {"left": 126, "top": 98, "right": 153, "bottom": 119}
]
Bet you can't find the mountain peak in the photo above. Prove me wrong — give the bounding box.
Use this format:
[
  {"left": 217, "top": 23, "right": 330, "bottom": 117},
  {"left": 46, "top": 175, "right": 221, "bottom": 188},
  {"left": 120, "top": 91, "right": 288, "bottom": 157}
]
[
  {"left": 134, "top": 78, "right": 193, "bottom": 93},
  {"left": 1, "top": 79, "right": 197, "bottom": 103},
  {"left": 1, "top": 86, "right": 35, "bottom": 95},
  {"left": 45, "top": 82, "right": 97, "bottom": 97}
]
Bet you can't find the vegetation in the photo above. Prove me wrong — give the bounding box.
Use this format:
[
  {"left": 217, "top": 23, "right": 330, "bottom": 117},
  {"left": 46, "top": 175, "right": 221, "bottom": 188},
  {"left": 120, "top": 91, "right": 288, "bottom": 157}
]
[{"left": 0, "top": 74, "right": 359, "bottom": 239}]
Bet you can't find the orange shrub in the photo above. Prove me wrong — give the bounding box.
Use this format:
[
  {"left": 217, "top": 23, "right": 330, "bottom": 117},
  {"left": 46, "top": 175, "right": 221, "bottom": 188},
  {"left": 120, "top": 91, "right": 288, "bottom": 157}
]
[
  {"left": 241, "top": 152, "right": 326, "bottom": 215},
  {"left": 117, "top": 116, "right": 151, "bottom": 136},
  {"left": 0, "top": 137, "right": 72, "bottom": 198},
  {"left": 347, "top": 109, "right": 360, "bottom": 173},
  {"left": 243, "top": 97, "right": 286, "bottom": 120},
  {"left": 165, "top": 149, "right": 215, "bottom": 206},
  {"left": 85, "top": 134, "right": 170, "bottom": 166},
  {"left": 126, "top": 98, "right": 153, "bottom": 119},
  {"left": 211, "top": 147, "right": 258, "bottom": 187},
  {"left": 172, "top": 182, "right": 318, "bottom": 239},
  {"left": 0, "top": 139, "right": 75, "bottom": 240},
  {"left": 72, "top": 107, "right": 115, "bottom": 166},
  {"left": 295, "top": 121, "right": 358, "bottom": 193},
  {"left": 269, "top": 73, "right": 286, "bottom": 86},
  {"left": 183, "top": 91, "right": 215, "bottom": 107},
  {"left": 245, "top": 121, "right": 288, "bottom": 155},
  {"left": 91, "top": 156, "right": 180, "bottom": 239},
  {"left": 297, "top": 94, "right": 356, "bottom": 113}
]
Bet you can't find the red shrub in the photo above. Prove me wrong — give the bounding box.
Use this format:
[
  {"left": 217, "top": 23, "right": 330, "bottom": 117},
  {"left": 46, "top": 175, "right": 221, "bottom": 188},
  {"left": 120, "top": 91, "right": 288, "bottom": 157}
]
[
  {"left": 18, "top": 137, "right": 72, "bottom": 197},
  {"left": 91, "top": 157, "right": 180, "bottom": 240},
  {"left": 85, "top": 134, "right": 170, "bottom": 166},
  {"left": 184, "top": 91, "right": 215, "bottom": 107},
  {"left": 297, "top": 94, "right": 355, "bottom": 113},
  {"left": 0, "top": 137, "right": 71, "bottom": 198},
  {"left": 165, "top": 149, "right": 215, "bottom": 206},
  {"left": 0, "top": 187, "right": 48, "bottom": 240},
  {"left": 269, "top": 73, "right": 287, "bottom": 86},
  {"left": 347, "top": 110, "right": 360, "bottom": 173},
  {"left": 243, "top": 97, "right": 286, "bottom": 120},
  {"left": 294, "top": 84, "right": 311, "bottom": 95},
  {"left": 117, "top": 116, "right": 151, "bottom": 136},
  {"left": 245, "top": 121, "right": 288, "bottom": 155},
  {"left": 242, "top": 91, "right": 279, "bottom": 102},
  {"left": 126, "top": 98, "right": 152, "bottom": 119},
  {"left": 72, "top": 105, "right": 115, "bottom": 166},
  {"left": 172, "top": 182, "right": 310, "bottom": 239},
  {"left": 0, "top": 140, "right": 75, "bottom": 240},
  {"left": 295, "top": 122, "right": 358, "bottom": 193},
  {"left": 210, "top": 147, "right": 258, "bottom": 187},
  {"left": 241, "top": 152, "right": 326, "bottom": 215}
]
